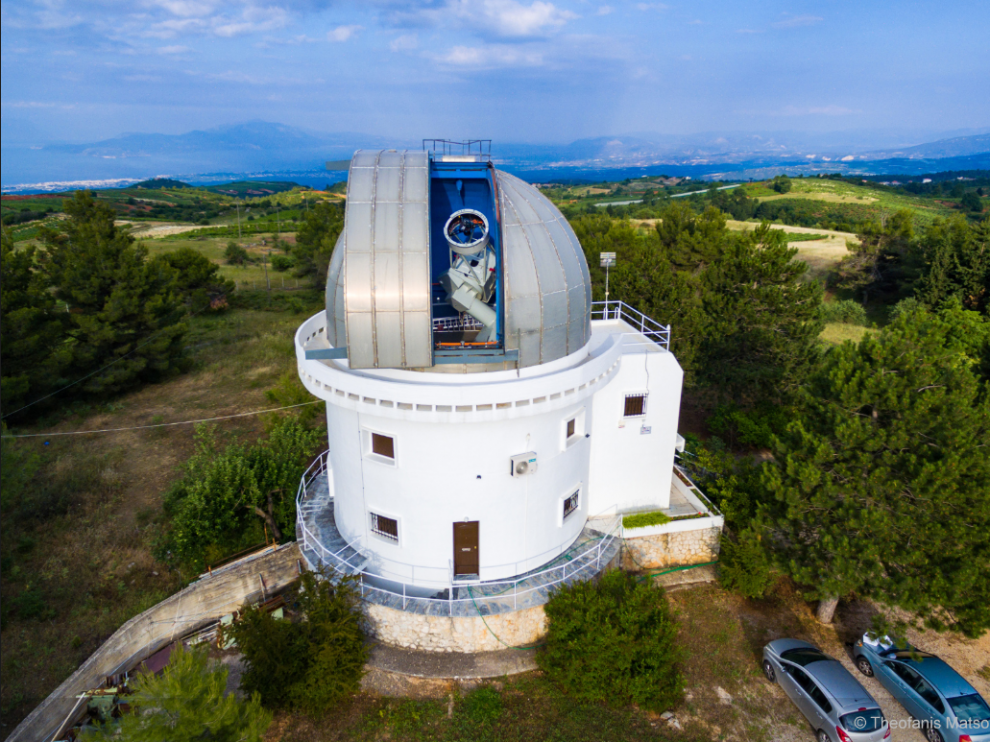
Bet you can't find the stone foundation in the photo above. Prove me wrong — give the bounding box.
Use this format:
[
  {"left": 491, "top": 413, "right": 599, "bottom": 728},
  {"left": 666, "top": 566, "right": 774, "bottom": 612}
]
[
  {"left": 365, "top": 602, "right": 547, "bottom": 653},
  {"left": 622, "top": 525, "right": 722, "bottom": 571}
]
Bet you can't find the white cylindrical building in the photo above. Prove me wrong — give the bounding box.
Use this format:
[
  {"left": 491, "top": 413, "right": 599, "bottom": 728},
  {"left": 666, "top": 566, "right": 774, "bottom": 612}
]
[{"left": 295, "top": 146, "right": 715, "bottom": 630}]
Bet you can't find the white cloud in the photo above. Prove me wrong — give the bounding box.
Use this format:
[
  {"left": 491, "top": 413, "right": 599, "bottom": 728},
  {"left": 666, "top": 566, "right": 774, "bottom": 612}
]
[
  {"left": 771, "top": 15, "right": 823, "bottom": 29},
  {"left": 596, "top": 5, "right": 613, "bottom": 15},
  {"left": 735, "top": 28, "right": 763, "bottom": 34},
  {"left": 328, "top": 24, "right": 362, "bottom": 42},
  {"left": 156, "top": 44, "right": 191, "bottom": 54},
  {"left": 402, "top": 0, "right": 575, "bottom": 39},
  {"left": 636, "top": 2, "right": 668, "bottom": 10},
  {"left": 434, "top": 43, "right": 544, "bottom": 67},
  {"left": 390, "top": 34, "right": 418, "bottom": 51}
]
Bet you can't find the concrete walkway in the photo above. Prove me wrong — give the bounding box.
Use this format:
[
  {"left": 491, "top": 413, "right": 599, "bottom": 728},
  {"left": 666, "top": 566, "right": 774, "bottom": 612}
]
[{"left": 361, "top": 643, "right": 539, "bottom": 697}]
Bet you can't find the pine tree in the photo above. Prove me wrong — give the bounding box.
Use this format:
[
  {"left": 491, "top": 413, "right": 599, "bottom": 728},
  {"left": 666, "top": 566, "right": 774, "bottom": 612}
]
[
  {"left": 758, "top": 302, "right": 990, "bottom": 634},
  {"left": 699, "top": 223, "right": 824, "bottom": 406},
  {"left": 37, "top": 191, "right": 187, "bottom": 396},
  {"left": 92, "top": 646, "right": 271, "bottom": 742},
  {"left": 0, "top": 228, "right": 68, "bottom": 414},
  {"left": 918, "top": 216, "right": 990, "bottom": 314},
  {"left": 292, "top": 201, "right": 344, "bottom": 286}
]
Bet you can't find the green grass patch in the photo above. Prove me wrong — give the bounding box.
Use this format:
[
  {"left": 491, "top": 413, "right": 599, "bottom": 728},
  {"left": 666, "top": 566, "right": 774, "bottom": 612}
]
[
  {"left": 820, "top": 322, "right": 876, "bottom": 345},
  {"left": 623, "top": 510, "right": 673, "bottom": 529}
]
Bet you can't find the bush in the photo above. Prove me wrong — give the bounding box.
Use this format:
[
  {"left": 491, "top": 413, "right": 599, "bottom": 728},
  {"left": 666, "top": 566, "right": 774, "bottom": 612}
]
[
  {"left": 888, "top": 296, "right": 922, "bottom": 322},
  {"left": 538, "top": 570, "right": 683, "bottom": 712},
  {"left": 225, "top": 242, "right": 250, "bottom": 265},
  {"left": 231, "top": 570, "right": 368, "bottom": 714},
  {"left": 269, "top": 254, "right": 293, "bottom": 272},
  {"left": 819, "top": 299, "right": 868, "bottom": 325},
  {"left": 718, "top": 529, "right": 776, "bottom": 598}
]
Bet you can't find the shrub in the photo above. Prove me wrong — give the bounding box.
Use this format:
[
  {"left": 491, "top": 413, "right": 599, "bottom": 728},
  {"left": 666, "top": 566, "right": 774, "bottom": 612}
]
[
  {"left": 622, "top": 510, "right": 672, "bottom": 529},
  {"left": 538, "top": 570, "right": 683, "bottom": 712},
  {"left": 888, "top": 296, "right": 922, "bottom": 322},
  {"left": 231, "top": 570, "right": 368, "bottom": 714},
  {"left": 269, "top": 254, "right": 293, "bottom": 272},
  {"left": 819, "top": 299, "right": 868, "bottom": 325},
  {"left": 718, "top": 529, "right": 776, "bottom": 598},
  {"left": 225, "top": 242, "right": 250, "bottom": 265}
]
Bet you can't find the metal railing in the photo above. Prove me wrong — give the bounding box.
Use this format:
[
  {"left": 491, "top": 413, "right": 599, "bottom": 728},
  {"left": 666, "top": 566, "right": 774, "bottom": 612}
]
[
  {"left": 295, "top": 452, "right": 622, "bottom": 617},
  {"left": 423, "top": 139, "right": 492, "bottom": 161},
  {"left": 591, "top": 300, "right": 671, "bottom": 350},
  {"left": 432, "top": 315, "right": 484, "bottom": 332}
]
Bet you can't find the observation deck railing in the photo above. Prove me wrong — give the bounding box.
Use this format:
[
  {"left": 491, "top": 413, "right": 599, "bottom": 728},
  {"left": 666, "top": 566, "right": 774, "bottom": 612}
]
[
  {"left": 295, "top": 452, "right": 622, "bottom": 617},
  {"left": 591, "top": 300, "right": 671, "bottom": 350}
]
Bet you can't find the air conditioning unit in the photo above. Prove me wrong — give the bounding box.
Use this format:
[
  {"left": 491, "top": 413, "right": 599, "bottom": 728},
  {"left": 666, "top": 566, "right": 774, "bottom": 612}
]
[{"left": 510, "top": 452, "right": 537, "bottom": 477}]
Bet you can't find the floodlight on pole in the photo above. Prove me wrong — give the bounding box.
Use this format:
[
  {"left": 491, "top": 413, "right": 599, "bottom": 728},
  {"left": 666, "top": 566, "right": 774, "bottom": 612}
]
[{"left": 600, "top": 252, "right": 616, "bottom": 303}]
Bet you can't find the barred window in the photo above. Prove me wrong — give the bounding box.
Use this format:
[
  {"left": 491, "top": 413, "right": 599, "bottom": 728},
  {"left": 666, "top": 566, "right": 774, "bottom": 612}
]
[
  {"left": 624, "top": 394, "right": 647, "bottom": 417},
  {"left": 563, "top": 491, "right": 579, "bottom": 520},
  {"left": 370, "top": 513, "right": 398, "bottom": 542}
]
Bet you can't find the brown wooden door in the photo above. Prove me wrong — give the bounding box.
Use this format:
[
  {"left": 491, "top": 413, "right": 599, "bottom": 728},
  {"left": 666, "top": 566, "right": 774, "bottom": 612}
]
[{"left": 453, "top": 521, "right": 479, "bottom": 576}]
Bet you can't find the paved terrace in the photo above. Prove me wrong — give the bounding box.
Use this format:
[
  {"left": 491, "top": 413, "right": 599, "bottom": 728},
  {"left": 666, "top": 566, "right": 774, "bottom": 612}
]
[{"left": 296, "top": 470, "right": 622, "bottom": 618}]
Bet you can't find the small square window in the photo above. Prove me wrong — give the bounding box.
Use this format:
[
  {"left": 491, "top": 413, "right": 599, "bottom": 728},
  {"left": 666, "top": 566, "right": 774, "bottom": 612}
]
[
  {"left": 566, "top": 418, "right": 576, "bottom": 439},
  {"left": 372, "top": 433, "right": 394, "bottom": 459},
  {"left": 370, "top": 512, "right": 398, "bottom": 542},
  {"left": 624, "top": 394, "right": 647, "bottom": 417},
  {"left": 563, "top": 491, "right": 579, "bottom": 520}
]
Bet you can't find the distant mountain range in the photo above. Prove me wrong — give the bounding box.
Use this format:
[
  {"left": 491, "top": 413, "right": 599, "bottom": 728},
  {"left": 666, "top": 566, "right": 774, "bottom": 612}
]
[{"left": 2, "top": 121, "right": 989, "bottom": 192}]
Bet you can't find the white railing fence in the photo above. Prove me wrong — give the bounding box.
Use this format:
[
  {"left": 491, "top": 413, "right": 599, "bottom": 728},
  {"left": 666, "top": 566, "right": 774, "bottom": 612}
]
[
  {"left": 295, "top": 452, "right": 622, "bottom": 617},
  {"left": 590, "top": 300, "right": 671, "bottom": 350}
]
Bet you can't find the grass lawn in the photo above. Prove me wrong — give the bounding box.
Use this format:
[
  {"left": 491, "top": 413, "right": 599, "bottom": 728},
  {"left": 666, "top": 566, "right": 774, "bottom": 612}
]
[
  {"left": 820, "top": 322, "right": 876, "bottom": 345},
  {"left": 0, "top": 291, "right": 325, "bottom": 731}
]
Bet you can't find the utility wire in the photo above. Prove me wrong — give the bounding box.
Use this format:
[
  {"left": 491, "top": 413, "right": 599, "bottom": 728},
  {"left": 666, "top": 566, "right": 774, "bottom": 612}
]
[
  {"left": 1, "top": 304, "right": 210, "bottom": 421},
  {"left": 0, "top": 401, "right": 322, "bottom": 439}
]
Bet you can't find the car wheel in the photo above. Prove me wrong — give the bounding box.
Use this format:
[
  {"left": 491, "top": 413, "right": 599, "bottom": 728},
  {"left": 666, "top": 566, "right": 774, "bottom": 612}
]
[
  {"left": 924, "top": 725, "right": 944, "bottom": 742},
  {"left": 817, "top": 730, "right": 832, "bottom": 742},
  {"left": 856, "top": 656, "right": 874, "bottom": 677},
  {"left": 763, "top": 660, "right": 776, "bottom": 683}
]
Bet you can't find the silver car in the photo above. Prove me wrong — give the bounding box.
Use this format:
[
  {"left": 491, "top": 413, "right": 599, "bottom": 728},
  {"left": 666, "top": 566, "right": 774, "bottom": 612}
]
[
  {"left": 763, "top": 639, "right": 890, "bottom": 742},
  {"left": 854, "top": 634, "right": 990, "bottom": 742}
]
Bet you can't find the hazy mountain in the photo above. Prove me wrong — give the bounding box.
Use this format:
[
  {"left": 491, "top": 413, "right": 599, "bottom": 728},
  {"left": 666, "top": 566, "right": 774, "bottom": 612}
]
[
  {"left": 3, "top": 122, "right": 989, "bottom": 191},
  {"left": 858, "top": 133, "right": 990, "bottom": 160}
]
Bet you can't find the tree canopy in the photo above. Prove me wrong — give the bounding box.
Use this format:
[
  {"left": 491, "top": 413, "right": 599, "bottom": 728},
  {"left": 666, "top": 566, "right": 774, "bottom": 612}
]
[
  {"left": 292, "top": 201, "right": 344, "bottom": 286},
  {"left": 757, "top": 302, "right": 990, "bottom": 635},
  {"left": 88, "top": 646, "right": 271, "bottom": 742}
]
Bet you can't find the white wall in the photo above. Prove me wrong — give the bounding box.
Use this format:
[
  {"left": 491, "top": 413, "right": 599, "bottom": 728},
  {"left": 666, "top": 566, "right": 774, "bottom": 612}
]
[
  {"left": 587, "top": 348, "right": 683, "bottom": 515},
  {"left": 327, "top": 399, "right": 593, "bottom": 586}
]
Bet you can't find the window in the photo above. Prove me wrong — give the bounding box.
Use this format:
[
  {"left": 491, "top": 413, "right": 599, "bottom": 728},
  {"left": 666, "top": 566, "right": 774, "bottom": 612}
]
[
  {"left": 363, "top": 430, "right": 396, "bottom": 465},
  {"left": 370, "top": 512, "right": 398, "bottom": 542},
  {"left": 563, "top": 409, "right": 585, "bottom": 448},
  {"left": 563, "top": 491, "right": 579, "bottom": 520},
  {"left": 372, "top": 433, "right": 394, "bottom": 459},
  {"left": 624, "top": 393, "right": 647, "bottom": 417},
  {"left": 807, "top": 684, "right": 833, "bottom": 714}
]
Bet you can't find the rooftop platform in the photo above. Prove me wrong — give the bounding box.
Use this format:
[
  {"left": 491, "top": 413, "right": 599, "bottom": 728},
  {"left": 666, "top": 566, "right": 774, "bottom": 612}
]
[{"left": 296, "top": 454, "right": 622, "bottom": 618}]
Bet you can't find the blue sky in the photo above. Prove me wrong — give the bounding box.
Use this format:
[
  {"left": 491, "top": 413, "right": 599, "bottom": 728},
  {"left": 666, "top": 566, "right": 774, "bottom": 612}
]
[{"left": 2, "top": 0, "right": 989, "bottom": 144}]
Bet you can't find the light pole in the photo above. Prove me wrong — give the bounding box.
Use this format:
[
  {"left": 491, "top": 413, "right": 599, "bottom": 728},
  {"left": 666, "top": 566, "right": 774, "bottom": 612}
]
[{"left": 600, "top": 252, "right": 616, "bottom": 311}]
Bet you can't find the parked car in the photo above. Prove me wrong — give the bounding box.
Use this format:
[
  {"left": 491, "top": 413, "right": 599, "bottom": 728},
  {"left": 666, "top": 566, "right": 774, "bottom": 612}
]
[
  {"left": 763, "top": 639, "right": 890, "bottom": 742},
  {"left": 854, "top": 634, "right": 990, "bottom": 742}
]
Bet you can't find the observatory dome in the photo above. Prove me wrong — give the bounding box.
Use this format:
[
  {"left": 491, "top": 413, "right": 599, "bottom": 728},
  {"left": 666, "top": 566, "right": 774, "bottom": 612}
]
[{"left": 324, "top": 150, "right": 591, "bottom": 370}]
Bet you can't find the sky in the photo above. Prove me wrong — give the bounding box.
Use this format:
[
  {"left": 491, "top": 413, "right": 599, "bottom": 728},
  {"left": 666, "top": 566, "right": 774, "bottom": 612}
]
[{"left": 2, "top": 0, "right": 989, "bottom": 145}]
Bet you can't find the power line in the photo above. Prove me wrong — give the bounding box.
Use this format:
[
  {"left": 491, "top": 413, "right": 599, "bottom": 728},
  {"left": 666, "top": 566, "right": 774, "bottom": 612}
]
[
  {"left": 1, "top": 305, "right": 209, "bottom": 421},
  {"left": 0, "top": 401, "right": 322, "bottom": 439}
]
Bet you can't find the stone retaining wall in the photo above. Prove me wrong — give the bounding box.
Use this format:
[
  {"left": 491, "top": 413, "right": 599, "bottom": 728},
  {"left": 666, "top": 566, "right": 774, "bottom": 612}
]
[
  {"left": 621, "top": 525, "right": 722, "bottom": 571},
  {"left": 366, "top": 603, "right": 547, "bottom": 653},
  {"left": 5, "top": 544, "right": 302, "bottom": 742}
]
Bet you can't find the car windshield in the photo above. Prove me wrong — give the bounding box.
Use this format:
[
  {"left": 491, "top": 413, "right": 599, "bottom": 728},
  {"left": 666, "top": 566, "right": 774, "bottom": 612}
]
[
  {"left": 781, "top": 648, "right": 829, "bottom": 667},
  {"left": 841, "top": 709, "right": 885, "bottom": 733},
  {"left": 948, "top": 694, "right": 990, "bottom": 723}
]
